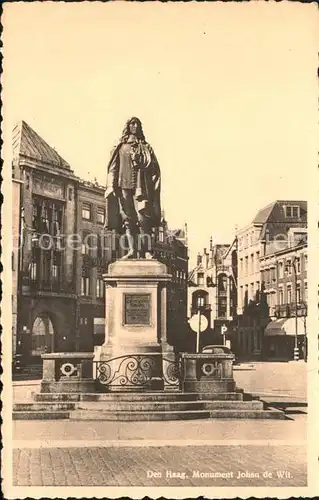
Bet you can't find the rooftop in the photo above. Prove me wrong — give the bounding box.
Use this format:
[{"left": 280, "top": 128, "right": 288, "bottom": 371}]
[{"left": 12, "top": 121, "right": 70, "bottom": 170}]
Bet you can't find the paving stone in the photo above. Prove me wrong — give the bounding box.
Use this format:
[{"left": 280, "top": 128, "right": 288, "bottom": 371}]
[{"left": 13, "top": 445, "right": 307, "bottom": 487}]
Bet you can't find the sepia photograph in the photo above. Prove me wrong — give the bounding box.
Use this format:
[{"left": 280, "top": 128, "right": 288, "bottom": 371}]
[{"left": 2, "top": 1, "right": 318, "bottom": 498}]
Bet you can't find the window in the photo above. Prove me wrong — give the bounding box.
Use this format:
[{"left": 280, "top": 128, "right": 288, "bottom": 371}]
[
  {"left": 292, "top": 206, "right": 300, "bottom": 217},
  {"left": 304, "top": 254, "right": 308, "bottom": 271},
  {"left": 264, "top": 268, "right": 269, "bottom": 283},
  {"left": 97, "top": 207, "right": 105, "bottom": 225},
  {"left": 250, "top": 283, "right": 254, "bottom": 300},
  {"left": 12, "top": 252, "right": 15, "bottom": 271},
  {"left": 81, "top": 270, "right": 91, "bottom": 296},
  {"left": 218, "top": 274, "right": 227, "bottom": 293},
  {"left": 250, "top": 254, "right": 254, "bottom": 274},
  {"left": 285, "top": 205, "right": 300, "bottom": 218},
  {"left": 30, "top": 261, "right": 37, "bottom": 281},
  {"left": 286, "top": 260, "right": 292, "bottom": 275},
  {"left": 197, "top": 272, "right": 204, "bottom": 285},
  {"left": 278, "top": 261, "right": 283, "bottom": 279},
  {"left": 82, "top": 232, "right": 91, "bottom": 255},
  {"left": 82, "top": 203, "right": 92, "bottom": 220},
  {"left": 304, "top": 281, "right": 308, "bottom": 302},
  {"left": 295, "top": 257, "right": 301, "bottom": 274},
  {"left": 255, "top": 251, "right": 260, "bottom": 272},
  {"left": 52, "top": 252, "right": 61, "bottom": 281},
  {"left": 218, "top": 297, "right": 227, "bottom": 318},
  {"left": 244, "top": 284, "right": 248, "bottom": 305},
  {"left": 244, "top": 256, "right": 248, "bottom": 275},
  {"left": 287, "top": 284, "right": 292, "bottom": 303},
  {"left": 159, "top": 227, "right": 164, "bottom": 243},
  {"left": 96, "top": 278, "right": 105, "bottom": 299},
  {"left": 296, "top": 283, "right": 301, "bottom": 304},
  {"left": 278, "top": 287, "right": 284, "bottom": 305}
]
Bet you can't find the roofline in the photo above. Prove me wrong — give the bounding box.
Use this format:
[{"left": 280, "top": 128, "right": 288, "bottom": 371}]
[
  {"left": 223, "top": 237, "right": 237, "bottom": 259},
  {"left": 18, "top": 159, "right": 77, "bottom": 181},
  {"left": 259, "top": 241, "right": 307, "bottom": 260}
]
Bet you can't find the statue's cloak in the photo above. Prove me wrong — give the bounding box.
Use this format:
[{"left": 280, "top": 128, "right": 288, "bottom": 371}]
[{"left": 105, "top": 141, "right": 161, "bottom": 232}]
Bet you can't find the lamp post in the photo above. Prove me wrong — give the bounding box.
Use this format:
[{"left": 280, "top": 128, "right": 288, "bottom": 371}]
[
  {"left": 286, "top": 257, "right": 299, "bottom": 361},
  {"left": 197, "top": 296, "right": 204, "bottom": 353}
]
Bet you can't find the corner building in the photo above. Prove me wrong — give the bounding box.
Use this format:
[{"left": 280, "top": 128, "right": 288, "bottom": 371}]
[{"left": 12, "top": 121, "right": 78, "bottom": 364}]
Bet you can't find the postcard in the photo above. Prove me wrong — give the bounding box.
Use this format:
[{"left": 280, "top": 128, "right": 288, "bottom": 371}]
[{"left": 2, "top": 1, "right": 318, "bottom": 498}]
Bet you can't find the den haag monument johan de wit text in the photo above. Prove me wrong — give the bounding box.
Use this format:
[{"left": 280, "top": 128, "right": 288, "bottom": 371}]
[{"left": 37, "top": 117, "right": 285, "bottom": 421}]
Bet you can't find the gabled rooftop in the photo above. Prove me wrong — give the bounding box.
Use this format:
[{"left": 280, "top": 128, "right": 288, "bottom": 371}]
[
  {"left": 12, "top": 120, "right": 70, "bottom": 170},
  {"left": 253, "top": 200, "right": 307, "bottom": 224}
]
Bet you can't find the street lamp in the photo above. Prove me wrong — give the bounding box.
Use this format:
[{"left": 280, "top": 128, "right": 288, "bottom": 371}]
[
  {"left": 285, "top": 257, "right": 299, "bottom": 361},
  {"left": 196, "top": 296, "right": 204, "bottom": 353}
]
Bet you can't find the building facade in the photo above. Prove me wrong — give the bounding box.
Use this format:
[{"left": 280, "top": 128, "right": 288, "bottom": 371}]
[
  {"left": 188, "top": 239, "right": 237, "bottom": 352},
  {"left": 260, "top": 235, "right": 307, "bottom": 360},
  {"left": 12, "top": 175, "right": 23, "bottom": 357},
  {"left": 13, "top": 121, "right": 78, "bottom": 364},
  {"left": 153, "top": 220, "right": 188, "bottom": 352},
  {"left": 236, "top": 200, "right": 307, "bottom": 360}
]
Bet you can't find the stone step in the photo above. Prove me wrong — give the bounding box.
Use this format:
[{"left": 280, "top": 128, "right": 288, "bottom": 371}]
[
  {"left": 13, "top": 402, "right": 76, "bottom": 411},
  {"left": 208, "top": 409, "right": 286, "bottom": 419},
  {"left": 32, "top": 392, "right": 81, "bottom": 402},
  {"left": 69, "top": 409, "right": 211, "bottom": 421},
  {"left": 69, "top": 407, "right": 286, "bottom": 421},
  {"left": 205, "top": 400, "right": 264, "bottom": 410},
  {"left": 76, "top": 400, "right": 264, "bottom": 412},
  {"left": 13, "top": 411, "right": 70, "bottom": 420},
  {"left": 33, "top": 391, "right": 244, "bottom": 402}
]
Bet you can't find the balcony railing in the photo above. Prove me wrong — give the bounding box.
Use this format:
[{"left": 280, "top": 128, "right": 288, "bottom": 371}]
[
  {"left": 275, "top": 302, "right": 307, "bottom": 318},
  {"left": 21, "top": 277, "right": 76, "bottom": 295},
  {"left": 216, "top": 265, "right": 229, "bottom": 274}
]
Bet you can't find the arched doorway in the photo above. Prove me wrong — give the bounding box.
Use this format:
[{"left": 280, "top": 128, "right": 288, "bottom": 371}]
[{"left": 31, "top": 314, "right": 54, "bottom": 358}]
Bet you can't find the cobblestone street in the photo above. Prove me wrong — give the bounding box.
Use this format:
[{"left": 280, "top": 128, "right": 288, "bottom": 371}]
[
  {"left": 11, "top": 362, "right": 308, "bottom": 489},
  {"left": 13, "top": 444, "right": 306, "bottom": 487}
]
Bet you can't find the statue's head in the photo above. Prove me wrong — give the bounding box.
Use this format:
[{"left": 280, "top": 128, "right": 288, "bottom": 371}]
[{"left": 121, "top": 117, "right": 145, "bottom": 142}]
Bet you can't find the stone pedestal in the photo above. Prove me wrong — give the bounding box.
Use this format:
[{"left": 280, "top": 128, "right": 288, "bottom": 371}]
[
  {"left": 181, "top": 352, "right": 236, "bottom": 394},
  {"left": 40, "top": 353, "right": 95, "bottom": 393},
  {"left": 99, "top": 259, "right": 178, "bottom": 391}
]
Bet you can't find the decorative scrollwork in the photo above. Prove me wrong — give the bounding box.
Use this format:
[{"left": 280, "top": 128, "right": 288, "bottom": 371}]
[
  {"left": 162, "top": 357, "right": 180, "bottom": 386},
  {"left": 96, "top": 355, "right": 158, "bottom": 387}
]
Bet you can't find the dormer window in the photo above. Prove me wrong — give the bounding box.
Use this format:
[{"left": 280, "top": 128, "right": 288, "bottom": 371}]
[{"left": 285, "top": 205, "right": 300, "bottom": 218}]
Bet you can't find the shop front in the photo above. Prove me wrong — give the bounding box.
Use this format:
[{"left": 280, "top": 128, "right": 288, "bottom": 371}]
[{"left": 263, "top": 317, "right": 307, "bottom": 361}]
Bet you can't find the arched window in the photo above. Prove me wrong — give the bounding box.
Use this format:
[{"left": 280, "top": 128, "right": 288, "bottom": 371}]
[
  {"left": 31, "top": 314, "right": 54, "bottom": 356},
  {"left": 192, "top": 290, "right": 209, "bottom": 310}
]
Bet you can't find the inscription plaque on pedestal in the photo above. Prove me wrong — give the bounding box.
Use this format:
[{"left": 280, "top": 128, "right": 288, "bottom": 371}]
[{"left": 124, "top": 294, "right": 151, "bottom": 326}]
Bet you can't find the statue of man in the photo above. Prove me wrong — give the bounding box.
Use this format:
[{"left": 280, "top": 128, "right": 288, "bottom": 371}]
[{"left": 105, "top": 117, "right": 161, "bottom": 259}]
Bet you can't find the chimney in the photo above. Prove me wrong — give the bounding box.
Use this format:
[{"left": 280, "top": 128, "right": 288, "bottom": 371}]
[
  {"left": 197, "top": 253, "right": 202, "bottom": 265},
  {"left": 210, "top": 237, "right": 213, "bottom": 251}
]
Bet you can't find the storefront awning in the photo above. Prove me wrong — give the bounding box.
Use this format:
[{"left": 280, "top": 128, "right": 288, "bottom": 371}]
[{"left": 264, "top": 317, "right": 307, "bottom": 337}]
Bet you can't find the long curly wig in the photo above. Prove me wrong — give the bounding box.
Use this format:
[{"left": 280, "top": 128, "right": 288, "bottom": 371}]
[{"left": 120, "top": 117, "right": 146, "bottom": 143}]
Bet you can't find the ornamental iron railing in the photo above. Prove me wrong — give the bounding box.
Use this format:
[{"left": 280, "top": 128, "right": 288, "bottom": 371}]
[{"left": 94, "top": 353, "right": 180, "bottom": 389}]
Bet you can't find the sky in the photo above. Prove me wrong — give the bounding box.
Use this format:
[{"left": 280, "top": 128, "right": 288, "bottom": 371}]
[{"left": 3, "top": 2, "right": 318, "bottom": 265}]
